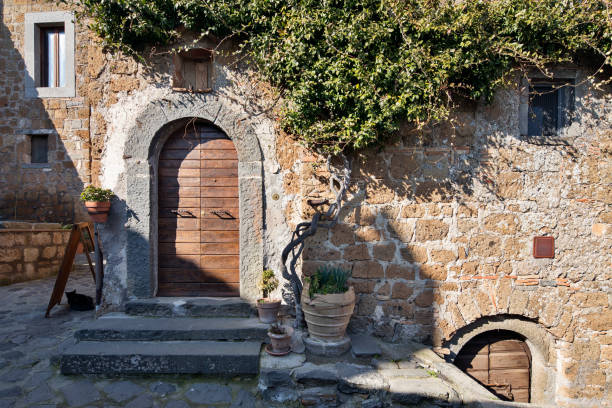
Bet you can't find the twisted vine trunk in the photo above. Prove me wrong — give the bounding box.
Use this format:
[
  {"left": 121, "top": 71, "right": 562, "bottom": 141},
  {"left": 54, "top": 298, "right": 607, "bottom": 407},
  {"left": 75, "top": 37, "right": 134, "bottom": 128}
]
[{"left": 281, "top": 156, "right": 351, "bottom": 328}]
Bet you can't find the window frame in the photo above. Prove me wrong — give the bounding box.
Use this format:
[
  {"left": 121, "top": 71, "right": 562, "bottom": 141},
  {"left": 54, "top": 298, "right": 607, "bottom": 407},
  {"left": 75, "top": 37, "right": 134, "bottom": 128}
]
[
  {"left": 519, "top": 69, "right": 578, "bottom": 138},
  {"left": 24, "top": 11, "right": 75, "bottom": 98}
]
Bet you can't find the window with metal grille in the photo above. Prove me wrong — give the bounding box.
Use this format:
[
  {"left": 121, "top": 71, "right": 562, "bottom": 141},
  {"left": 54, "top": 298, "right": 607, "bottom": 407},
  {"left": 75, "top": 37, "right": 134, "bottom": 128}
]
[
  {"left": 527, "top": 81, "right": 574, "bottom": 137},
  {"left": 40, "top": 26, "right": 66, "bottom": 88},
  {"left": 30, "top": 135, "right": 49, "bottom": 164}
]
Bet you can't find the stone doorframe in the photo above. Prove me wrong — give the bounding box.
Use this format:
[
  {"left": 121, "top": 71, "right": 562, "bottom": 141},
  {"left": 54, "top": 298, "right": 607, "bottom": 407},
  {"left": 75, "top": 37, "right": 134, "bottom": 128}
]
[{"left": 122, "top": 92, "right": 263, "bottom": 303}]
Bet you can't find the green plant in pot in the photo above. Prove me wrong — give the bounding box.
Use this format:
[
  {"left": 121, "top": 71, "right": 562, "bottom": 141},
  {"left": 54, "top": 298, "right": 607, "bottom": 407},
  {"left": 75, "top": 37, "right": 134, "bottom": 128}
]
[
  {"left": 80, "top": 185, "right": 114, "bottom": 223},
  {"left": 267, "top": 322, "right": 293, "bottom": 356},
  {"left": 302, "top": 266, "right": 355, "bottom": 341},
  {"left": 257, "top": 269, "right": 280, "bottom": 324}
]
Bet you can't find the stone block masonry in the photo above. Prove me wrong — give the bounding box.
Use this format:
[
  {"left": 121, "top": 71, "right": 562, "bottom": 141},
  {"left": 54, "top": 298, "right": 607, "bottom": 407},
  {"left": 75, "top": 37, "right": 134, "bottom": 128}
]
[{"left": 0, "top": 222, "right": 71, "bottom": 285}]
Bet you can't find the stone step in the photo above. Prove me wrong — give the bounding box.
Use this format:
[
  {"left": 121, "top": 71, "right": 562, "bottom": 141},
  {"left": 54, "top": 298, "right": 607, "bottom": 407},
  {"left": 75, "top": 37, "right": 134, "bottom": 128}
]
[
  {"left": 61, "top": 340, "right": 261, "bottom": 375},
  {"left": 75, "top": 315, "right": 269, "bottom": 341},
  {"left": 125, "top": 297, "right": 254, "bottom": 318}
]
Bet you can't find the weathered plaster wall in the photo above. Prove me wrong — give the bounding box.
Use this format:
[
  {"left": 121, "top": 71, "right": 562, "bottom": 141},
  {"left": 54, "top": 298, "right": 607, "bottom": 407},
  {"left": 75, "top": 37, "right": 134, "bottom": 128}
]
[{"left": 0, "top": 1, "right": 91, "bottom": 222}]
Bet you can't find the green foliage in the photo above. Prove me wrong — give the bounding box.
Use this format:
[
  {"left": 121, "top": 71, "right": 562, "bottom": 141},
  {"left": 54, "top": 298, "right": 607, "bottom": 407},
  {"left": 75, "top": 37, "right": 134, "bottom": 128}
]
[
  {"left": 80, "top": 185, "right": 114, "bottom": 202},
  {"left": 305, "top": 266, "right": 351, "bottom": 297},
  {"left": 258, "top": 269, "right": 279, "bottom": 298},
  {"left": 73, "top": 0, "right": 612, "bottom": 153}
]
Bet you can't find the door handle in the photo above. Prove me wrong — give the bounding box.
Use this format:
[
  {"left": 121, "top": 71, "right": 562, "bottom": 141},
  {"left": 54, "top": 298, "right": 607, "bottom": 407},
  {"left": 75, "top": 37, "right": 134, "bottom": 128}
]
[
  {"left": 210, "top": 210, "right": 234, "bottom": 218},
  {"left": 171, "top": 209, "right": 193, "bottom": 217}
]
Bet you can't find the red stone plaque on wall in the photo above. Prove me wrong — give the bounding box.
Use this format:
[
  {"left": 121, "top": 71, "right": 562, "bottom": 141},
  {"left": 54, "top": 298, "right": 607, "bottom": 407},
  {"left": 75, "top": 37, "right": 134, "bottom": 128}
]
[{"left": 533, "top": 236, "right": 554, "bottom": 258}]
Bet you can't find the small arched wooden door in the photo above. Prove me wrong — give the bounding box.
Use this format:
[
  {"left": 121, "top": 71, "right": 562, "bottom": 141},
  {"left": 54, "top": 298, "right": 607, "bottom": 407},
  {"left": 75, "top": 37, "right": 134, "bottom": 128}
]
[
  {"left": 158, "top": 123, "right": 239, "bottom": 297},
  {"left": 455, "top": 330, "right": 531, "bottom": 402}
]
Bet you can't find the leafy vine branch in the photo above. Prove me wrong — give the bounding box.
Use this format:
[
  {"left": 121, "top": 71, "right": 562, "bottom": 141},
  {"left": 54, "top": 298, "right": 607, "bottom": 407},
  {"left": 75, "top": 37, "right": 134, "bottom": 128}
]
[
  {"left": 281, "top": 156, "right": 350, "bottom": 327},
  {"left": 70, "top": 0, "right": 612, "bottom": 153}
]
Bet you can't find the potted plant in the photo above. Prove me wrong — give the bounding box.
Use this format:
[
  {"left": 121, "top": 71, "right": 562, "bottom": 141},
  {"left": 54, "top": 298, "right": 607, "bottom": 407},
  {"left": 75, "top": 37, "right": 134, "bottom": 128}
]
[
  {"left": 256, "top": 269, "right": 281, "bottom": 324},
  {"left": 302, "top": 266, "right": 355, "bottom": 341},
  {"left": 266, "top": 322, "right": 293, "bottom": 356},
  {"left": 80, "top": 185, "right": 114, "bottom": 223}
]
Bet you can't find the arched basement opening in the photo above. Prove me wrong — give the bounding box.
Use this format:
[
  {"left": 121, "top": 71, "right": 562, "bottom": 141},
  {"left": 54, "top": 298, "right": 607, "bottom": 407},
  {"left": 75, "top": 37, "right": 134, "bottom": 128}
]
[{"left": 454, "top": 330, "right": 531, "bottom": 403}]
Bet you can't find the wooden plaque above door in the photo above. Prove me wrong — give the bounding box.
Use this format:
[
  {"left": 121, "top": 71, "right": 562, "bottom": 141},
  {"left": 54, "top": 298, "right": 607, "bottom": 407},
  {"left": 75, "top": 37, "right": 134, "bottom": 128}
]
[{"left": 158, "top": 123, "right": 239, "bottom": 297}]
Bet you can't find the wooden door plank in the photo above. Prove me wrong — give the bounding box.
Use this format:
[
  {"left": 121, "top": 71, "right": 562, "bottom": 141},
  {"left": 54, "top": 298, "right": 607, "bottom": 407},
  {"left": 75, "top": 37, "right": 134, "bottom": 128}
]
[
  {"left": 201, "top": 255, "right": 239, "bottom": 269},
  {"left": 201, "top": 187, "right": 239, "bottom": 198},
  {"left": 160, "top": 167, "right": 200, "bottom": 178},
  {"left": 200, "top": 149, "right": 238, "bottom": 159},
  {"left": 159, "top": 254, "right": 200, "bottom": 268},
  {"left": 159, "top": 218, "right": 200, "bottom": 231},
  {"left": 201, "top": 177, "right": 238, "bottom": 187},
  {"left": 201, "top": 230, "right": 239, "bottom": 243},
  {"left": 201, "top": 159, "right": 239, "bottom": 169},
  {"left": 159, "top": 268, "right": 238, "bottom": 283},
  {"left": 159, "top": 242, "right": 201, "bottom": 255},
  {"left": 159, "top": 159, "right": 200, "bottom": 169},
  {"left": 159, "top": 230, "right": 200, "bottom": 243},
  {"left": 201, "top": 243, "right": 239, "bottom": 255},
  {"left": 159, "top": 197, "right": 200, "bottom": 208},
  {"left": 200, "top": 139, "right": 235, "bottom": 149},
  {"left": 201, "top": 198, "right": 238, "bottom": 208},
  {"left": 201, "top": 219, "right": 239, "bottom": 231},
  {"left": 161, "top": 149, "right": 200, "bottom": 160},
  {"left": 159, "top": 177, "right": 200, "bottom": 188},
  {"left": 157, "top": 283, "right": 240, "bottom": 297},
  {"left": 163, "top": 138, "right": 201, "bottom": 150},
  {"left": 161, "top": 186, "right": 201, "bottom": 198},
  {"left": 200, "top": 168, "right": 239, "bottom": 177}
]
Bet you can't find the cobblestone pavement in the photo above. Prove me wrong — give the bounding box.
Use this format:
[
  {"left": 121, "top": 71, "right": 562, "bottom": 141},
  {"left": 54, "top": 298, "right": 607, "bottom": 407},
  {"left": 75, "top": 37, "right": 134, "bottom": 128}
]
[{"left": 0, "top": 268, "right": 267, "bottom": 408}]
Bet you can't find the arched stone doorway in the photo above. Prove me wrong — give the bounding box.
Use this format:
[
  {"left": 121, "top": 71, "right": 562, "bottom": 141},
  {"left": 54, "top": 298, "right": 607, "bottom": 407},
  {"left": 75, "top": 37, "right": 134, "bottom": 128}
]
[
  {"left": 158, "top": 122, "right": 240, "bottom": 296},
  {"left": 115, "top": 92, "right": 264, "bottom": 304},
  {"left": 445, "top": 316, "right": 557, "bottom": 405},
  {"left": 455, "top": 330, "right": 531, "bottom": 402}
]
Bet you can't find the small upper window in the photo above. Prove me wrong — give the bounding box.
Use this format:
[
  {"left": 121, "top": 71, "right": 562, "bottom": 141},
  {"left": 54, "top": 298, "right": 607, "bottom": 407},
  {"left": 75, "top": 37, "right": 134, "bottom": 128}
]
[
  {"left": 25, "top": 11, "right": 75, "bottom": 98},
  {"left": 30, "top": 135, "right": 49, "bottom": 164},
  {"left": 40, "top": 26, "right": 66, "bottom": 88},
  {"left": 527, "top": 80, "right": 575, "bottom": 137}
]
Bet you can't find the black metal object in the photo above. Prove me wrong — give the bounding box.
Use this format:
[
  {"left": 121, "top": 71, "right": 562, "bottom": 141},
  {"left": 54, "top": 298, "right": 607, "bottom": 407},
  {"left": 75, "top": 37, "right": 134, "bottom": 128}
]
[{"left": 280, "top": 156, "right": 350, "bottom": 328}]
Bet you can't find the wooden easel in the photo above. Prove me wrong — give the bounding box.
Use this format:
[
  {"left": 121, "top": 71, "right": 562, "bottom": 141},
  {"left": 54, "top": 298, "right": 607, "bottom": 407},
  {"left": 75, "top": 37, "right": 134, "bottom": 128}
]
[{"left": 45, "top": 223, "right": 96, "bottom": 317}]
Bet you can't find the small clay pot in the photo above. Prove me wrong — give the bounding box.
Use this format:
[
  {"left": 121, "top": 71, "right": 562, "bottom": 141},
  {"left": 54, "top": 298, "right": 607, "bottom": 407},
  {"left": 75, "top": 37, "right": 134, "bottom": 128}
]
[
  {"left": 85, "top": 201, "right": 111, "bottom": 223},
  {"left": 268, "top": 325, "right": 293, "bottom": 354},
  {"left": 256, "top": 299, "right": 281, "bottom": 324}
]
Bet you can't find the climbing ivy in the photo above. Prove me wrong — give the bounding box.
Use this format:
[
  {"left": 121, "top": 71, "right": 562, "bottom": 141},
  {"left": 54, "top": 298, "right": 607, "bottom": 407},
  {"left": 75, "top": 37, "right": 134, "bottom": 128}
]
[{"left": 71, "top": 0, "right": 612, "bottom": 153}]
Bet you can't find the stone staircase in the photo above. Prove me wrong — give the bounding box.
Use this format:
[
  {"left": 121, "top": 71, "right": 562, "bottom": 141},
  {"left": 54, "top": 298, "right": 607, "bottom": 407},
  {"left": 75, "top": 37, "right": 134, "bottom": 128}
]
[{"left": 60, "top": 298, "right": 267, "bottom": 375}]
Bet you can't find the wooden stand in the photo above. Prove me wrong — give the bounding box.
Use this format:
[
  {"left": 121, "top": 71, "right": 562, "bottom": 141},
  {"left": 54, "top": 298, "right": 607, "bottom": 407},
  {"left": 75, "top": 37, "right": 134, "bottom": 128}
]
[{"left": 45, "top": 223, "right": 97, "bottom": 317}]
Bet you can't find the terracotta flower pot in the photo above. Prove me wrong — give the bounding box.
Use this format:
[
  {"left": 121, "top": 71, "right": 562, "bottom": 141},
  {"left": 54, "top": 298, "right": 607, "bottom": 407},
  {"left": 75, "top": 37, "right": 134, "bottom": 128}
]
[
  {"left": 301, "top": 282, "right": 356, "bottom": 341},
  {"left": 85, "top": 201, "right": 111, "bottom": 223},
  {"left": 256, "top": 299, "right": 281, "bottom": 324},
  {"left": 268, "top": 325, "right": 293, "bottom": 353}
]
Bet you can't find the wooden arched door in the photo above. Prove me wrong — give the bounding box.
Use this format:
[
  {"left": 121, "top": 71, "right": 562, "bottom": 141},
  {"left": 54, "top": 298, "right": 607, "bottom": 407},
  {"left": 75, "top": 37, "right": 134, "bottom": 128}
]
[
  {"left": 455, "top": 330, "right": 531, "bottom": 402},
  {"left": 158, "top": 123, "right": 239, "bottom": 297}
]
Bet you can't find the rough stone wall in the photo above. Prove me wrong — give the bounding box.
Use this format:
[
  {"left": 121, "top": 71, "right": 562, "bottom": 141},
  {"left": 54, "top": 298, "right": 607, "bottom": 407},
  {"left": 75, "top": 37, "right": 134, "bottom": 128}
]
[
  {"left": 0, "top": 221, "right": 71, "bottom": 285},
  {"left": 284, "top": 76, "right": 611, "bottom": 406},
  {"left": 0, "top": 0, "right": 91, "bottom": 222}
]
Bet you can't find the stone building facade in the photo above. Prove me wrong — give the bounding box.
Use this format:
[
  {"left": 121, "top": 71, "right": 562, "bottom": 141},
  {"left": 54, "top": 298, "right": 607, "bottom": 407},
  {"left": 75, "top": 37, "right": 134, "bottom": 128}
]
[{"left": 1, "top": 1, "right": 610, "bottom": 407}]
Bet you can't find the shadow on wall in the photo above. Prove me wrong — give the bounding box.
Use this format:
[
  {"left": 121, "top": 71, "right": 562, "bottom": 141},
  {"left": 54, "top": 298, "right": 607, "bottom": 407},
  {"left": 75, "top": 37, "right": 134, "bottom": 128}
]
[{"left": 0, "top": 17, "right": 86, "bottom": 223}]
